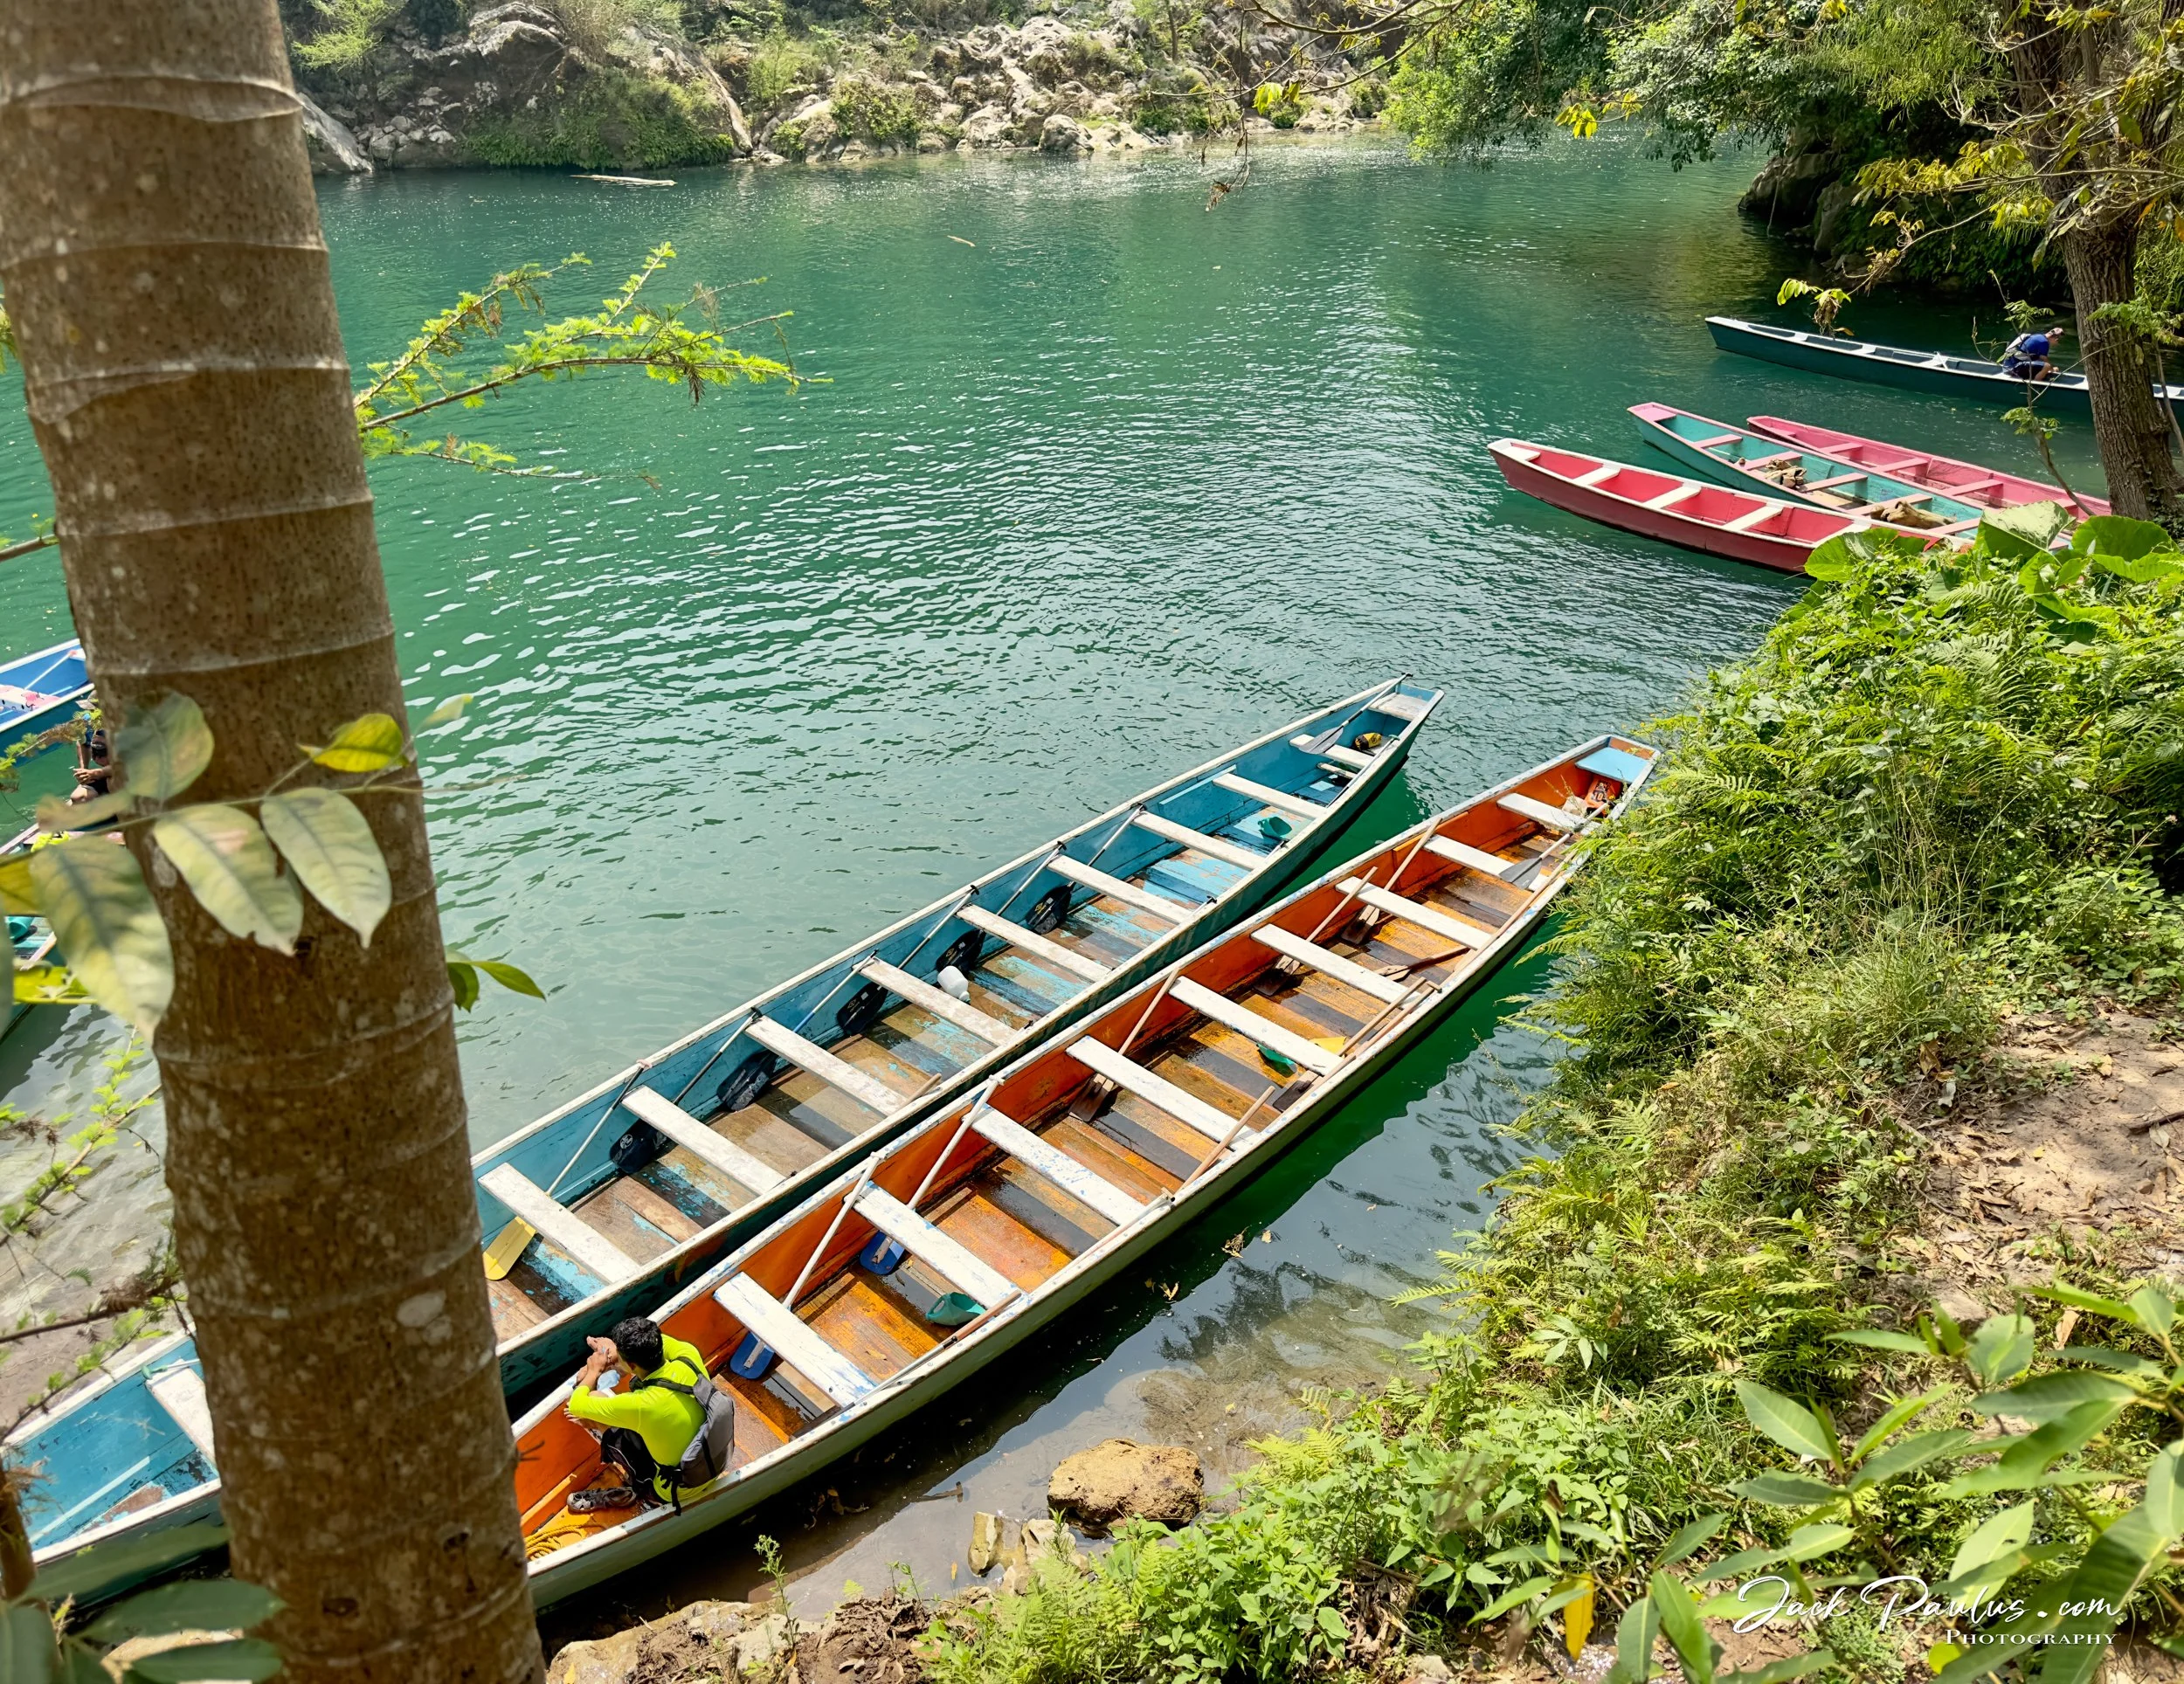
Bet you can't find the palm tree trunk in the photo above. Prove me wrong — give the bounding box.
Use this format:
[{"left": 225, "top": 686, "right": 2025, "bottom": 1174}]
[
  {"left": 2065, "top": 218, "right": 2182, "bottom": 522},
  {"left": 0, "top": 4, "right": 543, "bottom": 1679}
]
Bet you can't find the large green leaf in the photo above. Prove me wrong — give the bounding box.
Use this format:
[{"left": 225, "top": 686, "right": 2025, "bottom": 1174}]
[
  {"left": 1655, "top": 1513, "right": 1727, "bottom": 1570},
  {"left": 1734, "top": 1381, "right": 1838, "bottom": 1466},
  {"left": 1849, "top": 1427, "right": 1975, "bottom": 1491},
  {"left": 1609, "top": 1591, "right": 1661, "bottom": 1684},
  {"left": 27, "top": 837, "right": 171, "bottom": 1032},
  {"left": 152, "top": 806, "right": 302, "bottom": 956},
  {"left": 1648, "top": 1572, "right": 1715, "bottom": 1683},
  {"left": 13, "top": 965, "right": 89, "bottom": 1007},
  {"left": 1803, "top": 537, "right": 1858, "bottom": 582},
  {"left": 304, "top": 713, "right": 404, "bottom": 774},
  {"left": 2068, "top": 514, "right": 2172, "bottom": 561},
  {"left": 1470, "top": 1575, "right": 1554, "bottom": 1623},
  {"left": 473, "top": 958, "right": 543, "bottom": 999},
  {"left": 1850, "top": 1387, "right": 1951, "bottom": 1466},
  {"left": 35, "top": 790, "right": 132, "bottom": 832},
  {"left": 1945, "top": 1500, "right": 2035, "bottom": 1590},
  {"left": 420, "top": 693, "right": 473, "bottom": 728},
  {"left": 0, "top": 1605, "right": 54, "bottom": 1684},
  {"left": 1966, "top": 1315, "right": 2036, "bottom": 1389},
  {"left": 114, "top": 694, "right": 213, "bottom": 803},
  {"left": 87, "top": 1580, "right": 283, "bottom": 1643},
  {"left": 1828, "top": 1329, "right": 1932, "bottom": 1353},
  {"left": 2027, "top": 1444, "right": 2184, "bottom": 1684},
  {"left": 1779, "top": 1522, "right": 1856, "bottom": 1563},
  {"left": 2128, "top": 1283, "right": 2176, "bottom": 1335},
  {"left": 1972, "top": 1370, "right": 2136, "bottom": 1422},
  {"left": 259, "top": 789, "right": 390, "bottom": 945},
  {"left": 2033, "top": 1283, "right": 2139, "bottom": 1324},
  {"left": 2093, "top": 552, "right": 2184, "bottom": 583},
  {"left": 121, "top": 1639, "right": 282, "bottom": 1684},
  {"left": 0, "top": 853, "right": 36, "bottom": 915},
  {"left": 29, "top": 1523, "right": 230, "bottom": 1603},
  {"left": 1942, "top": 1400, "right": 2126, "bottom": 1496},
  {"left": 1980, "top": 501, "right": 2072, "bottom": 559},
  {"left": 1727, "top": 1472, "right": 1841, "bottom": 1506}
]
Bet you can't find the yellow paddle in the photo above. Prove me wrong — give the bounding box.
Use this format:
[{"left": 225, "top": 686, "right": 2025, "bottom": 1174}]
[{"left": 482, "top": 1218, "right": 536, "bottom": 1281}]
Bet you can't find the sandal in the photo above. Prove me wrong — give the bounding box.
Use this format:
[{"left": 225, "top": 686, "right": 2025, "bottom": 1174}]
[{"left": 567, "top": 1484, "right": 639, "bottom": 1514}]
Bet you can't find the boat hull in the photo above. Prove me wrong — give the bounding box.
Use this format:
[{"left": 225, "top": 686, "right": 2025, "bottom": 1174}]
[
  {"left": 518, "top": 736, "right": 1655, "bottom": 1608},
  {"left": 480, "top": 685, "right": 1434, "bottom": 1401},
  {"left": 1630, "top": 403, "right": 1982, "bottom": 529},
  {"left": 1744, "top": 415, "right": 2108, "bottom": 516},
  {"left": 1490, "top": 439, "right": 1854, "bottom": 572},
  {"left": 1703, "top": 315, "right": 2182, "bottom": 416},
  {"left": 0, "top": 638, "right": 90, "bottom": 749}
]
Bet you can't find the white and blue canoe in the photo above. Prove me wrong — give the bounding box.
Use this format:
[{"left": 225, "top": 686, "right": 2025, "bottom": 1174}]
[
  {"left": 5, "top": 678, "right": 1440, "bottom": 1600},
  {"left": 0, "top": 638, "right": 90, "bottom": 749}
]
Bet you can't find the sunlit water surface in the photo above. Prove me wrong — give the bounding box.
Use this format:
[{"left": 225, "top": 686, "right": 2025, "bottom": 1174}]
[{"left": 0, "top": 133, "right": 2086, "bottom": 1629}]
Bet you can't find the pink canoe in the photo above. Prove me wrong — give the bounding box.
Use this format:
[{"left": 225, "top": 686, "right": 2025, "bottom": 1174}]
[
  {"left": 1489, "top": 438, "right": 1945, "bottom": 573},
  {"left": 1745, "top": 416, "right": 2108, "bottom": 517}
]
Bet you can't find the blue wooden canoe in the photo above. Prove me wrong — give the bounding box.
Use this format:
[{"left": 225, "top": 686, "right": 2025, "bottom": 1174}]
[
  {"left": 1630, "top": 402, "right": 1985, "bottom": 533},
  {"left": 1704, "top": 314, "right": 2184, "bottom": 416},
  {"left": 4, "top": 679, "right": 1441, "bottom": 1600},
  {"left": 0, "top": 638, "right": 89, "bottom": 749}
]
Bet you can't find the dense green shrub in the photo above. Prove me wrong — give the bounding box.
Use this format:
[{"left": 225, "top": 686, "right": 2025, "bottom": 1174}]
[
  {"left": 831, "top": 73, "right": 920, "bottom": 140},
  {"left": 1128, "top": 69, "right": 1229, "bottom": 133},
  {"left": 467, "top": 68, "right": 742, "bottom": 166},
  {"left": 920, "top": 523, "right": 2184, "bottom": 1682},
  {"left": 741, "top": 24, "right": 833, "bottom": 108}
]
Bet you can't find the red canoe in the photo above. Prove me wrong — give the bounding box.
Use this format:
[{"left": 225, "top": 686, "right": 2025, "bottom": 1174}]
[
  {"left": 1745, "top": 416, "right": 2108, "bottom": 517},
  {"left": 1488, "top": 438, "right": 1926, "bottom": 572}
]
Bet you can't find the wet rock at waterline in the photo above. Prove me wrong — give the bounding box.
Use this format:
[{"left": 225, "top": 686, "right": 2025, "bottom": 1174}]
[
  {"left": 1047, "top": 1437, "right": 1204, "bottom": 1531},
  {"left": 544, "top": 1600, "right": 788, "bottom": 1684}
]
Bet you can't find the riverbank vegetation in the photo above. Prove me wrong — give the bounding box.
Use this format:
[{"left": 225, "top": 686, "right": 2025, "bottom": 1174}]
[{"left": 919, "top": 517, "right": 2184, "bottom": 1681}]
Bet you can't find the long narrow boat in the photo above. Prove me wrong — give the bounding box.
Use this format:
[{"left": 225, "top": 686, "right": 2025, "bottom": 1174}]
[
  {"left": 1705, "top": 314, "right": 2184, "bottom": 417},
  {"left": 502, "top": 732, "right": 1657, "bottom": 1607},
  {"left": 5, "top": 680, "right": 1442, "bottom": 1596},
  {"left": 1630, "top": 403, "right": 1985, "bottom": 530},
  {"left": 1489, "top": 438, "right": 1928, "bottom": 572},
  {"left": 0, "top": 638, "right": 89, "bottom": 749},
  {"left": 1744, "top": 415, "right": 2108, "bottom": 516}
]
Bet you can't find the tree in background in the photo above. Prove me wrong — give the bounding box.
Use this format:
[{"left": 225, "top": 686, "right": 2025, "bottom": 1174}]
[{"left": 0, "top": 1, "right": 791, "bottom": 1676}]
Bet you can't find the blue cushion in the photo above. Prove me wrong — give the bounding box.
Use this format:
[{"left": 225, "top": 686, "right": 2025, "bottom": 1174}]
[{"left": 1578, "top": 746, "right": 1652, "bottom": 784}]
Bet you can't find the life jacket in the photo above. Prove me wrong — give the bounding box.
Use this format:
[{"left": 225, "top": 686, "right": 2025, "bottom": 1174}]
[{"left": 634, "top": 1356, "right": 736, "bottom": 1512}]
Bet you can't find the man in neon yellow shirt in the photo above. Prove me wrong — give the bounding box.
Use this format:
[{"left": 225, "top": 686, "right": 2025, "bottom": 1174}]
[{"left": 565, "top": 1315, "right": 723, "bottom": 1513}]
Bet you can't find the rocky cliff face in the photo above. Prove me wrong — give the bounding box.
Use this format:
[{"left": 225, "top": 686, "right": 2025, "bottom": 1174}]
[{"left": 299, "top": 0, "right": 1374, "bottom": 174}]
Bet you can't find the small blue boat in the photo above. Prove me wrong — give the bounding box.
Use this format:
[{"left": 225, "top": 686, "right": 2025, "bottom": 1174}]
[
  {"left": 0, "top": 638, "right": 90, "bottom": 749},
  {"left": 1631, "top": 402, "right": 1984, "bottom": 533},
  {"left": 1704, "top": 314, "right": 2182, "bottom": 416},
  {"left": 5, "top": 678, "right": 1442, "bottom": 1600}
]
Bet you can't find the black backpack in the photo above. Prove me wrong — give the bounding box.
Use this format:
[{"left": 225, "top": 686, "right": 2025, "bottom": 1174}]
[{"left": 635, "top": 1359, "right": 737, "bottom": 1511}]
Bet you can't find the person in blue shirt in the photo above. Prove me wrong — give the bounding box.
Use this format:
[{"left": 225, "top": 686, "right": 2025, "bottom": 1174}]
[{"left": 2002, "top": 325, "right": 2064, "bottom": 380}]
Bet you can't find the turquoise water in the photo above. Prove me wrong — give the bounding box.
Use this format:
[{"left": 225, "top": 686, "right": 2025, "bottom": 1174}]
[{"left": 0, "top": 132, "right": 2070, "bottom": 1624}]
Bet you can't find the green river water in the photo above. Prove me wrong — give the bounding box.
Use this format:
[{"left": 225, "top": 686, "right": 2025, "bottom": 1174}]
[{"left": 0, "top": 134, "right": 2107, "bottom": 1630}]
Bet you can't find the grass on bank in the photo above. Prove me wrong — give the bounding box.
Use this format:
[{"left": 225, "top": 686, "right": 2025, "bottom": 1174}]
[{"left": 918, "top": 516, "right": 2184, "bottom": 1682}]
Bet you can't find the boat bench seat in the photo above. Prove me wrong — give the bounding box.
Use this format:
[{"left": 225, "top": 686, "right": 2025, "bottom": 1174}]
[
  {"left": 849, "top": 1184, "right": 1019, "bottom": 1310},
  {"left": 1425, "top": 836, "right": 1524, "bottom": 880},
  {"left": 1047, "top": 852, "right": 1190, "bottom": 923},
  {"left": 1167, "top": 977, "right": 1338, "bottom": 1073},
  {"left": 480, "top": 1163, "right": 641, "bottom": 1284},
  {"left": 1498, "top": 792, "right": 1584, "bottom": 832},
  {"left": 713, "top": 1274, "right": 876, "bottom": 1408},
  {"left": 147, "top": 1366, "right": 218, "bottom": 1460},
  {"left": 859, "top": 958, "right": 1014, "bottom": 1043},
  {"left": 1290, "top": 734, "right": 1374, "bottom": 771},
  {"left": 957, "top": 904, "right": 1114, "bottom": 983},
  {"left": 1337, "top": 879, "right": 1493, "bottom": 948},
  {"left": 743, "top": 1015, "right": 907, "bottom": 1116},
  {"left": 971, "top": 1106, "right": 1144, "bottom": 1228},
  {"left": 1132, "top": 810, "right": 1266, "bottom": 872},
  {"left": 1211, "top": 771, "right": 1324, "bottom": 822},
  {"left": 1069, "top": 1037, "right": 1251, "bottom": 1144},
  {"left": 621, "top": 1086, "right": 786, "bottom": 1197},
  {"left": 1250, "top": 924, "right": 1408, "bottom": 1005}
]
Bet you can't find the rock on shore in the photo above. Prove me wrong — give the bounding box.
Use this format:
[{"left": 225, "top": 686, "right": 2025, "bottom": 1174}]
[{"left": 1047, "top": 1437, "right": 1204, "bottom": 1530}]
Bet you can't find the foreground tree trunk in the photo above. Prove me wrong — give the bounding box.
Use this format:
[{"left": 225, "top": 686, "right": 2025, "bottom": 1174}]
[
  {"left": 2065, "top": 218, "right": 2182, "bottom": 522},
  {"left": 0, "top": 5, "right": 543, "bottom": 1680}
]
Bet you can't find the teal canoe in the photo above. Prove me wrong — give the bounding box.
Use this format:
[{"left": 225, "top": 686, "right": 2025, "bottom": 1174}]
[
  {"left": 1703, "top": 314, "right": 2184, "bottom": 416},
  {"left": 1630, "top": 402, "right": 1985, "bottom": 533}
]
